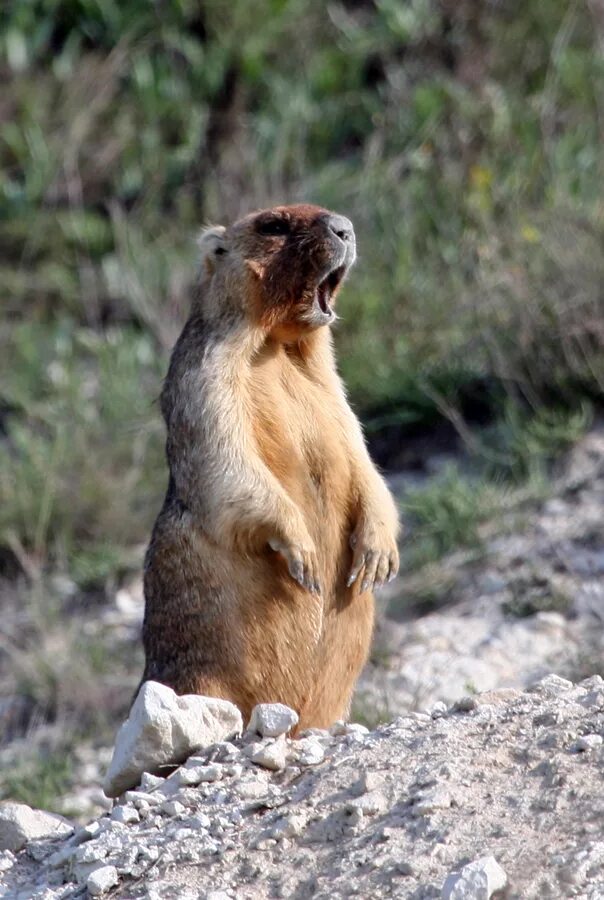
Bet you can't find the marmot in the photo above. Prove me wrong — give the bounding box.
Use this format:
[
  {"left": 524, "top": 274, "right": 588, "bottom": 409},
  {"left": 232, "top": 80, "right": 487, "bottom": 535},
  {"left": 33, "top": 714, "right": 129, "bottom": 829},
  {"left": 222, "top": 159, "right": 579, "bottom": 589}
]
[{"left": 142, "top": 204, "right": 400, "bottom": 729}]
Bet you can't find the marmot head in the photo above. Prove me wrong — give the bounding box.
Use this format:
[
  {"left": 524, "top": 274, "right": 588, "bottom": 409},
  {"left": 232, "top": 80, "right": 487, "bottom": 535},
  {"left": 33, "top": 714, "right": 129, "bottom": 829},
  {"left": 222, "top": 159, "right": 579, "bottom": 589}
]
[{"left": 197, "top": 204, "right": 356, "bottom": 341}]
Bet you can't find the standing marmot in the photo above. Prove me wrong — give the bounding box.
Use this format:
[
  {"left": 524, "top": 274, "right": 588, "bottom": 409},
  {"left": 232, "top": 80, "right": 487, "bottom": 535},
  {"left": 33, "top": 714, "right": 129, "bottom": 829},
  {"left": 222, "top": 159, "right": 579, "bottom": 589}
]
[{"left": 142, "top": 204, "right": 400, "bottom": 729}]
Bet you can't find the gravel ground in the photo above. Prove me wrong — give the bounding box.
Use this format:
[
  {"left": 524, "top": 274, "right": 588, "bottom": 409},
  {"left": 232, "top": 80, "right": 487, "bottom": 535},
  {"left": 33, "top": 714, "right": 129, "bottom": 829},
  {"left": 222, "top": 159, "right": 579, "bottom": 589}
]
[{"left": 2, "top": 673, "right": 604, "bottom": 899}]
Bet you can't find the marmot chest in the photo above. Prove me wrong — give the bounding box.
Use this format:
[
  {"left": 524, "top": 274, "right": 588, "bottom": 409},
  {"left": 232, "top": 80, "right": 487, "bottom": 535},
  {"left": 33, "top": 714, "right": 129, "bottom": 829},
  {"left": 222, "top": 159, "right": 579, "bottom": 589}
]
[{"left": 249, "top": 354, "right": 352, "bottom": 519}]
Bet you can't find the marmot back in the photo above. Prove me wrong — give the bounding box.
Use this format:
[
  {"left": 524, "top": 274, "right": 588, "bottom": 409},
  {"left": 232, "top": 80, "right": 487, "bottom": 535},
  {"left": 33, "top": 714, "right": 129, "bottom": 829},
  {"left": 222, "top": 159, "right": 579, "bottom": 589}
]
[{"left": 142, "top": 204, "right": 400, "bottom": 729}]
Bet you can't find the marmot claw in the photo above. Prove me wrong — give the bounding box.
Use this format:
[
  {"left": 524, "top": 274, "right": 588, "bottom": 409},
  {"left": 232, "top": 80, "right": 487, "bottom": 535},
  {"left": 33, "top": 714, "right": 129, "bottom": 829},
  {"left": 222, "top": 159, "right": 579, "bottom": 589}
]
[
  {"left": 347, "top": 528, "right": 399, "bottom": 592},
  {"left": 269, "top": 538, "right": 322, "bottom": 595}
]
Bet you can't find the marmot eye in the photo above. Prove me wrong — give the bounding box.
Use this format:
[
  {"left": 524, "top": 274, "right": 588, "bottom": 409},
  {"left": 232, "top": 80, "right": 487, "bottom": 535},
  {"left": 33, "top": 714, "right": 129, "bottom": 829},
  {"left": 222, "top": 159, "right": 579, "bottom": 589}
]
[{"left": 257, "top": 219, "right": 290, "bottom": 237}]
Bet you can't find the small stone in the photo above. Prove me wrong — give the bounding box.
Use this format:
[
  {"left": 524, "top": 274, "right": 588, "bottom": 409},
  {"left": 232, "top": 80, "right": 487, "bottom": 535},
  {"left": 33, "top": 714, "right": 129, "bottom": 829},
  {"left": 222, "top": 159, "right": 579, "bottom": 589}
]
[
  {"left": 212, "top": 742, "right": 241, "bottom": 763},
  {"left": 578, "top": 690, "right": 604, "bottom": 710},
  {"left": 442, "top": 855, "right": 507, "bottom": 899},
  {"left": 153, "top": 777, "right": 180, "bottom": 800},
  {"left": 414, "top": 788, "right": 453, "bottom": 816},
  {"left": 138, "top": 844, "right": 159, "bottom": 863},
  {"left": 347, "top": 791, "right": 388, "bottom": 816},
  {"left": 427, "top": 701, "right": 448, "bottom": 718},
  {"left": 395, "top": 861, "right": 415, "bottom": 877},
  {"left": 298, "top": 727, "right": 330, "bottom": 739},
  {"left": 291, "top": 737, "right": 325, "bottom": 766},
  {"left": 534, "top": 611, "right": 566, "bottom": 631},
  {"left": 123, "top": 790, "right": 160, "bottom": 808},
  {"left": 110, "top": 805, "right": 140, "bottom": 825},
  {"left": 476, "top": 689, "right": 520, "bottom": 707},
  {"left": 269, "top": 813, "right": 307, "bottom": 840},
  {"left": 248, "top": 737, "right": 287, "bottom": 771},
  {"left": 248, "top": 703, "right": 299, "bottom": 738},
  {"left": 572, "top": 734, "right": 603, "bottom": 752},
  {"left": 75, "top": 841, "right": 109, "bottom": 865},
  {"left": 103, "top": 681, "right": 243, "bottom": 797},
  {"left": 330, "top": 721, "right": 369, "bottom": 736},
  {"left": 254, "top": 838, "right": 277, "bottom": 851},
  {"left": 528, "top": 674, "right": 574, "bottom": 696},
  {"left": 345, "top": 806, "right": 364, "bottom": 827},
  {"left": 0, "top": 850, "right": 15, "bottom": 873},
  {"left": 179, "top": 763, "right": 223, "bottom": 785},
  {"left": 139, "top": 772, "right": 165, "bottom": 792},
  {"left": 160, "top": 800, "right": 186, "bottom": 816},
  {"left": 24, "top": 840, "right": 58, "bottom": 862},
  {"left": 87, "top": 864, "right": 119, "bottom": 896},
  {"left": 80, "top": 821, "right": 103, "bottom": 841},
  {"left": 190, "top": 812, "right": 212, "bottom": 830},
  {"left": 353, "top": 771, "right": 387, "bottom": 795},
  {"left": 0, "top": 803, "right": 73, "bottom": 852},
  {"left": 237, "top": 780, "right": 270, "bottom": 800}
]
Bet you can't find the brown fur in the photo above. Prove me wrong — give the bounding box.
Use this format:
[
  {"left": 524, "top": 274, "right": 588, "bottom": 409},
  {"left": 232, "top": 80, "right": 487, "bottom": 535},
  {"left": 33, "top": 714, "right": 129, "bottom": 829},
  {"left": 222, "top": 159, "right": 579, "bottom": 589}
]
[{"left": 142, "top": 204, "right": 400, "bottom": 729}]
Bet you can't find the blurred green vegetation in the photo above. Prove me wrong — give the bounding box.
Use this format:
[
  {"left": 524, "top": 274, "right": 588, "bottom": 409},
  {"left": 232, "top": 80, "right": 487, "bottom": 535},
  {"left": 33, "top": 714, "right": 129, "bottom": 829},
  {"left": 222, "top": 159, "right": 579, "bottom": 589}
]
[
  {"left": 2, "top": 749, "right": 72, "bottom": 812},
  {"left": 0, "top": 0, "right": 603, "bottom": 805},
  {"left": 1, "top": 0, "right": 602, "bottom": 580}
]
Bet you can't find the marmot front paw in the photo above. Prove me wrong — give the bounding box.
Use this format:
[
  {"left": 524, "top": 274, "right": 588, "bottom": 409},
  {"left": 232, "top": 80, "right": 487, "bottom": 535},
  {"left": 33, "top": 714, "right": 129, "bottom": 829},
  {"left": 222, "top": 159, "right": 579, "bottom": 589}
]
[
  {"left": 268, "top": 538, "right": 322, "bottom": 595},
  {"left": 346, "top": 522, "right": 399, "bottom": 592}
]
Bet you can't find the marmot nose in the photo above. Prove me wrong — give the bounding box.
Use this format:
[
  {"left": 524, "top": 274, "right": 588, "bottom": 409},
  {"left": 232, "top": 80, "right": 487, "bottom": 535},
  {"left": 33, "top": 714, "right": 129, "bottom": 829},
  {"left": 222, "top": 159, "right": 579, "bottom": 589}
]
[{"left": 324, "top": 214, "right": 354, "bottom": 243}]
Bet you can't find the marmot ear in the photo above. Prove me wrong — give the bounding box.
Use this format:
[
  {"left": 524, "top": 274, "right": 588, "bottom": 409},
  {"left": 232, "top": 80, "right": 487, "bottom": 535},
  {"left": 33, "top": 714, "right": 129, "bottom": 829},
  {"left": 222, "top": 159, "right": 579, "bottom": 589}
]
[{"left": 198, "top": 225, "right": 227, "bottom": 276}]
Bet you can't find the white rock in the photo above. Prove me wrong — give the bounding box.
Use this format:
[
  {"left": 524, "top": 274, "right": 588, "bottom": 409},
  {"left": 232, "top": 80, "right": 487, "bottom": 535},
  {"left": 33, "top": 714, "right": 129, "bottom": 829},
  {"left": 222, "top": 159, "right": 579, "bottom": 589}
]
[
  {"left": 578, "top": 690, "right": 604, "bottom": 709},
  {"left": 74, "top": 841, "right": 109, "bottom": 865},
  {"left": 254, "top": 837, "right": 277, "bottom": 851},
  {"left": 80, "top": 821, "right": 103, "bottom": 840},
  {"left": 139, "top": 772, "right": 165, "bottom": 792},
  {"left": 348, "top": 791, "right": 388, "bottom": 816},
  {"left": 291, "top": 737, "right": 325, "bottom": 766},
  {"left": 0, "top": 850, "right": 15, "bottom": 872},
  {"left": 87, "top": 864, "right": 119, "bottom": 896},
  {"left": 103, "top": 681, "right": 243, "bottom": 797},
  {"left": 269, "top": 812, "right": 307, "bottom": 840},
  {"left": 160, "top": 800, "right": 186, "bottom": 817},
  {"left": 190, "top": 812, "right": 212, "bottom": 830},
  {"left": 330, "top": 721, "right": 369, "bottom": 736},
  {"left": 248, "top": 703, "right": 299, "bottom": 738},
  {"left": 414, "top": 788, "right": 454, "bottom": 816},
  {"left": 442, "top": 855, "right": 507, "bottom": 899},
  {"left": 0, "top": 803, "right": 73, "bottom": 852},
  {"left": 178, "top": 763, "right": 223, "bottom": 785},
  {"left": 110, "top": 805, "right": 139, "bottom": 825},
  {"left": 248, "top": 737, "right": 287, "bottom": 771},
  {"left": 211, "top": 741, "right": 240, "bottom": 762},
  {"left": 573, "top": 734, "right": 603, "bottom": 752},
  {"left": 529, "top": 674, "right": 574, "bottom": 695},
  {"left": 123, "top": 790, "right": 160, "bottom": 808},
  {"left": 354, "top": 771, "right": 387, "bottom": 795},
  {"left": 236, "top": 780, "right": 271, "bottom": 800}
]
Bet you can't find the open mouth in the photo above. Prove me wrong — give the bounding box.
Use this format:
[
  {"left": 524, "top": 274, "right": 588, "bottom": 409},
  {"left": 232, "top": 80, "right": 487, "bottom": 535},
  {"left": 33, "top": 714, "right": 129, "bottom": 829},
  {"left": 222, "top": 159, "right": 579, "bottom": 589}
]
[{"left": 316, "top": 265, "right": 346, "bottom": 315}]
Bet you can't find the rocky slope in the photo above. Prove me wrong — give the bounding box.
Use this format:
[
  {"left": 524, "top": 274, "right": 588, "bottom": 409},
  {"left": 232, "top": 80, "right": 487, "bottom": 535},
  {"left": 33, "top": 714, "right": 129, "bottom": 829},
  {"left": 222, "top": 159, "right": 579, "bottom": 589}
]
[
  {"left": 357, "top": 425, "right": 604, "bottom": 718},
  {"left": 2, "top": 674, "right": 604, "bottom": 899}
]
